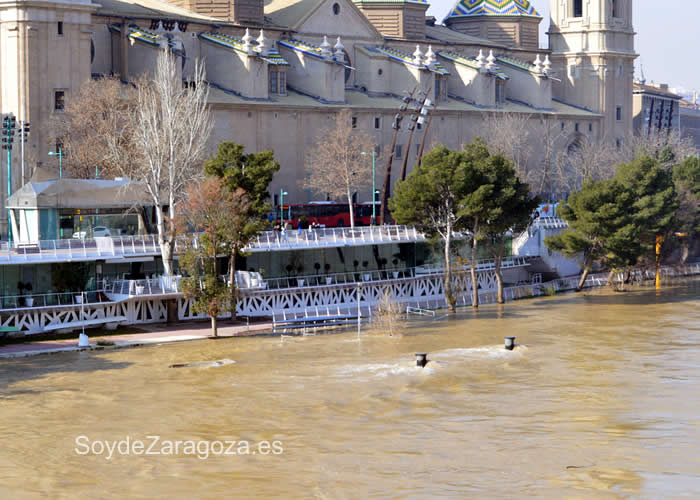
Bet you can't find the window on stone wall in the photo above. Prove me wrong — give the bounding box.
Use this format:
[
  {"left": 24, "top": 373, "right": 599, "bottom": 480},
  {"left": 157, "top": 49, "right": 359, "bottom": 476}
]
[
  {"left": 352, "top": 116, "right": 357, "bottom": 129},
  {"left": 575, "top": 123, "right": 580, "bottom": 132},
  {"left": 57, "top": 22, "right": 63, "bottom": 36},
  {"left": 588, "top": 123, "right": 593, "bottom": 132},
  {"left": 374, "top": 117, "right": 381, "bottom": 129},
  {"left": 495, "top": 80, "right": 506, "bottom": 104},
  {"left": 279, "top": 71, "right": 286, "bottom": 95},
  {"left": 616, "top": 106, "right": 622, "bottom": 121},
  {"left": 54, "top": 90, "right": 65, "bottom": 111},
  {"left": 572, "top": 0, "right": 583, "bottom": 18},
  {"left": 269, "top": 70, "right": 278, "bottom": 94},
  {"left": 435, "top": 77, "right": 447, "bottom": 102},
  {"left": 395, "top": 145, "right": 402, "bottom": 159},
  {"left": 612, "top": 0, "right": 619, "bottom": 18}
]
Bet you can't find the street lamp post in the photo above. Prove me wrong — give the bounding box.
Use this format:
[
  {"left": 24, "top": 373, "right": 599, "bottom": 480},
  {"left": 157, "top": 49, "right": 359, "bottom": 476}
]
[
  {"left": 361, "top": 150, "right": 377, "bottom": 224},
  {"left": 280, "top": 189, "right": 288, "bottom": 226},
  {"left": 2, "top": 114, "right": 16, "bottom": 244},
  {"left": 48, "top": 148, "right": 63, "bottom": 179}
]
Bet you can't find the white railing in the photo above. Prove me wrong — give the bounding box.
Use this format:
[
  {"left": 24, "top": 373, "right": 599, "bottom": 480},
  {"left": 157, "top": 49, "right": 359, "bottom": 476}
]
[
  {"left": 244, "top": 225, "right": 423, "bottom": 251},
  {"left": 0, "top": 235, "right": 160, "bottom": 264},
  {"left": 100, "top": 257, "right": 530, "bottom": 297},
  {"left": 0, "top": 290, "right": 112, "bottom": 311}
]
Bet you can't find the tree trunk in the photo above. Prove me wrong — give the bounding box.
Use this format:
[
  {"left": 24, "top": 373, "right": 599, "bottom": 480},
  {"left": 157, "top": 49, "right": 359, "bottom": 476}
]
[
  {"left": 576, "top": 267, "right": 590, "bottom": 291},
  {"left": 228, "top": 247, "right": 238, "bottom": 321},
  {"left": 347, "top": 189, "right": 355, "bottom": 228},
  {"left": 680, "top": 240, "right": 689, "bottom": 265},
  {"left": 160, "top": 239, "right": 174, "bottom": 276},
  {"left": 495, "top": 236, "right": 505, "bottom": 304},
  {"left": 606, "top": 269, "right": 617, "bottom": 288},
  {"left": 210, "top": 315, "right": 218, "bottom": 337},
  {"left": 470, "top": 221, "right": 479, "bottom": 308},
  {"left": 444, "top": 228, "right": 456, "bottom": 313}
]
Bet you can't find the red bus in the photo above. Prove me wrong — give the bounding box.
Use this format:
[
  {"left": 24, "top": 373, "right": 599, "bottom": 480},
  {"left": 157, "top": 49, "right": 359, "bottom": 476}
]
[{"left": 278, "top": 201, "right": 382, "bottom": 228}]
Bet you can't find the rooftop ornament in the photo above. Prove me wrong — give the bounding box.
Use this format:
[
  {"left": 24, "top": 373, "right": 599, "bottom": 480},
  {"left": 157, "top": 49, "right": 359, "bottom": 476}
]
[
  {"left": 242, "top": 28, "right": 254, "bottom": 55},
  {"left": 424, "top": 45, "right": 436, "bottom": 70},
  {"left": 333, "top": 36, "right": 344, "bottom": 59},
  {"left": 533, "top": 54, "right": 542, "bottom": 74},
  {"left": 256, "top": 29, "right": 270, "bottom": 57},
  {"left": 476, "top": 49, "right": 486, "bottom": 71},
  {"left": 320, "top": 35, "right": 332, "bottom": 59},
  {"left": 412, "top": 44, "right": 424, "bottom": 66},
  {"left": 543, "top": 55, "right": 552, "bottom": 74},
  {"left": 486, "top": 50, "right": 496, "bottom": 71}
]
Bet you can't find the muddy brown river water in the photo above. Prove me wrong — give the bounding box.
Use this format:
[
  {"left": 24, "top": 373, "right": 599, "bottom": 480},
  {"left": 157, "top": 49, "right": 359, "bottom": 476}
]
[{"left": 1, "top": 277, "right": 699, "bottom": 499}]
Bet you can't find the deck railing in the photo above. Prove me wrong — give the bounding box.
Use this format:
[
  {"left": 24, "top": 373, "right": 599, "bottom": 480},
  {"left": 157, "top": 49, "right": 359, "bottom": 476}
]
[
  {"left": 100, "top": 257, "right": 529, "bottom": 297},
  {"left": 0, "top": 235, "right": 160, "bottom": 264},
  {"left": 0, "top": 226, "right": 424, "bottom": 264}
]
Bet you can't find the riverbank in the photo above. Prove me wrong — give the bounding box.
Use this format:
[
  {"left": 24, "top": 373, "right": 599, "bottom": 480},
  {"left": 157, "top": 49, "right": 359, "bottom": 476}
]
[
  {"left": 0, "top": 321, "right": 273, "bottom": 358},
  {"left": 2, "top": 263, "right": 698, "bottom": 359}
]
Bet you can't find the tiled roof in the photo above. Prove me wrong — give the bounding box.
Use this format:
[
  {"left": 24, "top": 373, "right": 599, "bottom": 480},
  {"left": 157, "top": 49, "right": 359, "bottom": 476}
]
[
  {"left": 108, "top": 24, "right": 161, "bottom": 46},
  {"left": 446, "top": 0, "right": 540, "bottom": 19},
  {"left": 496, "top": 55, "right": 537, "bottom": 74},
  {"left": 437, "top": 51, "right": 508, "bottom": 80},
  {"left": 199, "top": 32, "right": 288, "bottom": 65},
  {"left": 370, "top": 46, "right": 450, "bottom": 75},
  {"left": 278, "top": 39, "right": 349, "bottom": 67}
]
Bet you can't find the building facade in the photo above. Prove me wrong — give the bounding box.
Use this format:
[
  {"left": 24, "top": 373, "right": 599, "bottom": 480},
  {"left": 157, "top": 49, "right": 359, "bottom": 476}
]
[
  {"left": 632, "top": 82, "right": 681, "bottom": 137},
  {"left": 0, "top": 0, "right": 637, "bottom": 237}
]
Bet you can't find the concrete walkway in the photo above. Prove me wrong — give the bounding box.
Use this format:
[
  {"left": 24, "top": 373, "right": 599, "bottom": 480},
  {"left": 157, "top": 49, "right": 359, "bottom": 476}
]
[{"left": 0, "top": 321, "right": 273, "bottom": 358}]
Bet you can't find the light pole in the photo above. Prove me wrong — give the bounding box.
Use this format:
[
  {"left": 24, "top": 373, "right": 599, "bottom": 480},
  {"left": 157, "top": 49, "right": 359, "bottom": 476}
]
[
  {"left": 17, "top": 120, "right": 29, "bottom": 185},
  {"left": 2, "top": 114, "right": 16, "bottom": 244},
  {"left": 279, "top": 189, "right": 288, "bottom": 225},
  {"left": 361, "top": 150, "right": 377, "bottom": 224},
  {"left": 48, "top": 148, "right": 63, "bottom": 179}
]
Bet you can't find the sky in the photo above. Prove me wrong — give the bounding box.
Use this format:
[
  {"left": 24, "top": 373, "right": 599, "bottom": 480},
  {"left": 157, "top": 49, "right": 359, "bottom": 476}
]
[{"left": 425, "top": 0, "right": 698, "bottom": 99}]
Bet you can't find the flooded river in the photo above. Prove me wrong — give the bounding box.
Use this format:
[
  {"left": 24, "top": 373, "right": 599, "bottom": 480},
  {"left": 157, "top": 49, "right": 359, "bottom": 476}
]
[{"left": 1, "top": 277, "right": 699, "bottom": 498}]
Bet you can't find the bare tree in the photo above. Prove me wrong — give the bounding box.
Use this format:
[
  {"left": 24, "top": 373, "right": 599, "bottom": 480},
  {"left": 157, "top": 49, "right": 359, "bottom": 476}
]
[
  {"left": 304, "top": 110, "right": 376, "bottom": 227},
  {"left": 480, "top": 112, "right": 534, "bottom": 183},
  {"left": 126, "top": 50, "right": 213, "bottom": 275},
  {"left": 48, "top": 76, "right": 138, "bottom": 179}
]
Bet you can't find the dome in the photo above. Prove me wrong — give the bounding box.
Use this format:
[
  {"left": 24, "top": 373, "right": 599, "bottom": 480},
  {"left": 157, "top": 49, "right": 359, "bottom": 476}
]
[{"left": 446, "top": 0, "right": 540, "bottom": 19}]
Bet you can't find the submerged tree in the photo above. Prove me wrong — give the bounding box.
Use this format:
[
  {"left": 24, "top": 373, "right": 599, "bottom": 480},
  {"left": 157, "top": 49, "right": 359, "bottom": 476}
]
[
  {"left": 177, "top": 179, "right": 251, "bottom": 337},
  {"left": 545, "top": 178, "right": 638, "bottom": 291},
  {"left": 304, "top": 110, "right": 376, "bottom": 227},
  {"left": 479, "top": 156, "right": 540, "bottom": 303},
  {"left": 672, "top": 156, "right": 700, "bottom": 263},
  {"left": 128, "top": 50, "right": 213, "bottom": 276},
  {"left": 391, "top": 145, "right": 487, "bottom": 312},
  {"left": 204, "top": 141, "right": 279, "bottom": 318}
]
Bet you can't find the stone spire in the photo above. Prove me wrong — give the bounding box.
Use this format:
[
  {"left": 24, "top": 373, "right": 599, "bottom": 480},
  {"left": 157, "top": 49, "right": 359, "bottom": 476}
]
[
  {"left": 256, "top": 29, "right": 269, "bottom": 56},
  {"left": 543, "top": 55, "right": 551, "bottom": 74},
  {"left": 476, "top": 49, "right": 486, "bottom": 71},
  {"left": 320, "top": 35, "right": 332, "bottom": 59},
  {"left": 412, "top": 45, "right": 423, "bottom": 66},
  {"left": 333, "top": 36, "right": 344, "bottom": 59},
  {"left": 242, "top": 28, "right": 254, "bottom": 55},
  {"left": 533, "top": 54, "right": 542, "bottom": 73},
  {"left": 485, "top": 50, "right": 496, "bottom": 71},
  {"left": 424, "top": 45, "right": 436, "bottom": 69}
]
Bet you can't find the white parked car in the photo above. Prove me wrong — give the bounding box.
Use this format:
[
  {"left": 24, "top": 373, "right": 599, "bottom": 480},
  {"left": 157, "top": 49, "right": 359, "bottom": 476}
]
[{"left": 93, "top": 226, "right": 111, "bottom": 237}]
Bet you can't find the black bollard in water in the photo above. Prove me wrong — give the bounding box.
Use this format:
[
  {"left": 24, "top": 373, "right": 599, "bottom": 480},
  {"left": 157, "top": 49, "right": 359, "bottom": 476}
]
[
  {"left": 504, "top": 336, "right": 516, "bottom": 351},
  {"left": 416, "top": 352, "right": 429, "bottom": 368}
]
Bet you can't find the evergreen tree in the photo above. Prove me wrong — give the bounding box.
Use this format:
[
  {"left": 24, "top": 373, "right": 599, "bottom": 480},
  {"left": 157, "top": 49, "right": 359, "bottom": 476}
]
[
  {"left": 204, "top": 142, "right": 280, "bottom": 318},
  {"left": 479, "top": 154, "right": 540, "bottom": 303},
  {"left": 545, "top": 178, "right": 638, "bottom": 291},
  {"left": 672, "top": 156, "right": 700, "bottom": 263},
  {"left": 614, "top": 155, "right": 679, "bottom": 266},
  {"left": 391, "top": 145, "right": 484, "bottom": 312}
]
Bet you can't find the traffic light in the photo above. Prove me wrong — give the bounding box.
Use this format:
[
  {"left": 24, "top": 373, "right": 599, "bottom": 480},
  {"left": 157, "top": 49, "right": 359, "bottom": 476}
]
[
  {"left": 1, "top": 114, "right": 16, "bottom": 150},
  {"left": 17, "top": 122, "right": 29, "bottom": 142}
]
